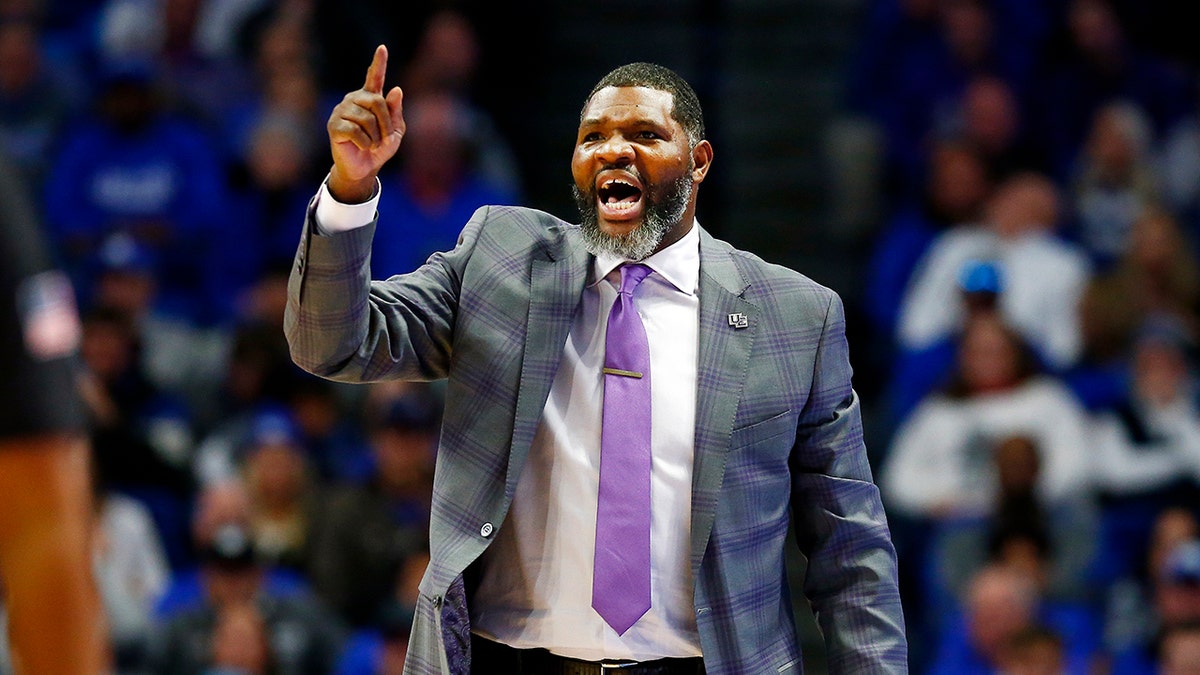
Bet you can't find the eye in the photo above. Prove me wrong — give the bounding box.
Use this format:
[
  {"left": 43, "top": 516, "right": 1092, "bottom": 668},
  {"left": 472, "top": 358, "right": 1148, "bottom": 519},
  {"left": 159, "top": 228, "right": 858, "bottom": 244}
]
[
  {"left": 634, "top": 130, "right": 661, "bottom": 140},
  {"left": 581, "top": 132, "right": 603, "bottom": 143}
]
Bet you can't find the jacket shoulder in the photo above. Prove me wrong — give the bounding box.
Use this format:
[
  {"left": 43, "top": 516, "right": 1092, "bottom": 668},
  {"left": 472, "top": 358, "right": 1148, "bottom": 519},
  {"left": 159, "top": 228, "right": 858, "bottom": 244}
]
[
  {"left": 709, "top": 234, "right": 841, "bottom": 309},
  {"left": 473, "top": 205, "right": 576, "bottom": 236}
]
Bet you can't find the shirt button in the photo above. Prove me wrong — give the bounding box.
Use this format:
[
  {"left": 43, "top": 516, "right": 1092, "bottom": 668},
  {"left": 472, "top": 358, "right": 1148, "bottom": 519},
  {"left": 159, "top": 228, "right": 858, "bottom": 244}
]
[{"left": 480, "top": 522, "right": 494, "bottom": 538}]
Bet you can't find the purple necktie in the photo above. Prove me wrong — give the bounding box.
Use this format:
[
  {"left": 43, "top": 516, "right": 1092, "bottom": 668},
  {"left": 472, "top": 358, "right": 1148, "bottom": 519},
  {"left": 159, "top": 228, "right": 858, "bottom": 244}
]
[{"left": 593, "top": 263, "right": 653, "bottom": 635}]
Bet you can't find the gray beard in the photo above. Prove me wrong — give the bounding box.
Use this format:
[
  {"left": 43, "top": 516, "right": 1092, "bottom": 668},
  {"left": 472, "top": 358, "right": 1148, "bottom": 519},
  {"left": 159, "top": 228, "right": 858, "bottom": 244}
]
[{"left": 573, "top": 174, "right": 693, "bottom": 261}]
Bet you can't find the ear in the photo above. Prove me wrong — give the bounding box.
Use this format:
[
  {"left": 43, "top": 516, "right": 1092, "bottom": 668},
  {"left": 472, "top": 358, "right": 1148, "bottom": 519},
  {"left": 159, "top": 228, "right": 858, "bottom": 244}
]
[{"left": 691, "top": 140, "right": 713, "bottom": 184}]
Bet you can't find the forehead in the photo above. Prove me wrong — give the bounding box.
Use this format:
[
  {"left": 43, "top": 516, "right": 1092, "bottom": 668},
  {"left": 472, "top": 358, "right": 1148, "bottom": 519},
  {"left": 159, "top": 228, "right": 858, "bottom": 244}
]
[{"left": 581, "top": 85, "right": 676, "bottom": 126}]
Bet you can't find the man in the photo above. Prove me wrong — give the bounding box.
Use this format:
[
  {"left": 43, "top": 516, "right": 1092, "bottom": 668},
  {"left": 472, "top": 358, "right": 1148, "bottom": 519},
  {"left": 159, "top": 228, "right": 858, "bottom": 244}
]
[
  {"left": 0, "top": 151, "right": 108, "bottom": 672},
  {"left": 150, "top": 521, "right": 347, "bottom": 675},
  {"left": 286, "top": 45, "right": 906, "bottom": 674}
]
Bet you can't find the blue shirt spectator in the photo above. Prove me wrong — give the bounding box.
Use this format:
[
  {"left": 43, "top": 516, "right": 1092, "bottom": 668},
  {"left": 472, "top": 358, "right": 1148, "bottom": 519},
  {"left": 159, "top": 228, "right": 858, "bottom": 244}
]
[{"left": 45, "top": 59, "right": 230, "bottom": 325}]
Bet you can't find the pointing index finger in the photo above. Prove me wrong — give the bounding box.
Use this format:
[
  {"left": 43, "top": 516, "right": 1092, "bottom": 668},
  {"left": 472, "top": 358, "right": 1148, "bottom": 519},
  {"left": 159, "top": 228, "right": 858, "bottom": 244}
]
[{"left": 363, "top": 44, "right": 388, "bottom": 94}]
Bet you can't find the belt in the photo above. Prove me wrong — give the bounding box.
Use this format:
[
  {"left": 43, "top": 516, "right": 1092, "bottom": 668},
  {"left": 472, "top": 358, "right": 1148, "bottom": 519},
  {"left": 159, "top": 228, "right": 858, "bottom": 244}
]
[{"left": 470, "top": 634, "right": 705, "bottom": 675}]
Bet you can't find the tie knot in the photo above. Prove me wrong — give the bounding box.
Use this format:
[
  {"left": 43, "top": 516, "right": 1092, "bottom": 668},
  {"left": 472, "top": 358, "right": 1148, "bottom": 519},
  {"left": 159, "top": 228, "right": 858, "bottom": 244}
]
[{"left": 618, "top": 264, "right": 652, "bottom": 296}]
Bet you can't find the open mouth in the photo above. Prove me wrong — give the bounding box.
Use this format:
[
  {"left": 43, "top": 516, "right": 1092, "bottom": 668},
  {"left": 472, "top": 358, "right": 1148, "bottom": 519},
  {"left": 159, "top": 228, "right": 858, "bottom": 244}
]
[{"left": 596, "top": 172, "right": 645, "bottom": 221}]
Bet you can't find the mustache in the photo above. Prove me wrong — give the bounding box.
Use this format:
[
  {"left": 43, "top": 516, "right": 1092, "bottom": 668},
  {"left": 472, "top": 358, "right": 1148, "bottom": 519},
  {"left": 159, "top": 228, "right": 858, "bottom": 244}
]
[{"left": 590, "top": 164, "right": 642, "bottom": 186}]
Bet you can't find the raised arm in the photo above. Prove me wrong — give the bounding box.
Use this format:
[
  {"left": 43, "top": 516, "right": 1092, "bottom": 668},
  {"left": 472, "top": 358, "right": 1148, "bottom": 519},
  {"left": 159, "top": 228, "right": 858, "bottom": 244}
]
[
  {"left": 326, "top": 44, "right": 406, "bottom": 203},
  {"left": 284, "top": 46, "right": 468, "bottom": 383}
]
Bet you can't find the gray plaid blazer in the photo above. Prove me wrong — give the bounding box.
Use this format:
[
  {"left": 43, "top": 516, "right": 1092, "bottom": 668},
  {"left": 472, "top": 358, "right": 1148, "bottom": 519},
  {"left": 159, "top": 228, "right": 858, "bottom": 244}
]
[{"left": 284, "top": 203, "right": 907, "bottom": 674}]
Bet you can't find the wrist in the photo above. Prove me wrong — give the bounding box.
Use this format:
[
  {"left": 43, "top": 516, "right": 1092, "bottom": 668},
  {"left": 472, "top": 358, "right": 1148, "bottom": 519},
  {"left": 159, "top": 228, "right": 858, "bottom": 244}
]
[{"left": 327, "top": 165, "right": 377, "bottom": 204}]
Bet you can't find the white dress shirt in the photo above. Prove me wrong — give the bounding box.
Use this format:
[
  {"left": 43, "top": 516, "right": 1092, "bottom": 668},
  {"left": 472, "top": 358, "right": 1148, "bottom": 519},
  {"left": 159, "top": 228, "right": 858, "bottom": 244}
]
[{"left": 314, "top": 182, "right": 703, "bottom": 660}]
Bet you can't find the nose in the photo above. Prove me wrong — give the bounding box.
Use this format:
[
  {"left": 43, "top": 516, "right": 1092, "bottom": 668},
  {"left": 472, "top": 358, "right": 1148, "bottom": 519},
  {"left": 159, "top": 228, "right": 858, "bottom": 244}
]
[{"left": 595, "top": 133, "right": 634, "bottom": 166}]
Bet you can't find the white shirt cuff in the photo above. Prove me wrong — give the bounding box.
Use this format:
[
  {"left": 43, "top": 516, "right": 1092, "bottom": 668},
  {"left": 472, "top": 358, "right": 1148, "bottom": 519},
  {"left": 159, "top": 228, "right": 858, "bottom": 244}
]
[{"left": 313, "top": 176, "right": 381, "bottom": 235}]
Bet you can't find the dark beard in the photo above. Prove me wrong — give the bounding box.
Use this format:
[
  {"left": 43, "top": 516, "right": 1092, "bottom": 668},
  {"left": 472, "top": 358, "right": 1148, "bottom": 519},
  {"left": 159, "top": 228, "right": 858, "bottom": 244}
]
[{"left": 573, "top": 173, "right": 693, "bottom": 261}]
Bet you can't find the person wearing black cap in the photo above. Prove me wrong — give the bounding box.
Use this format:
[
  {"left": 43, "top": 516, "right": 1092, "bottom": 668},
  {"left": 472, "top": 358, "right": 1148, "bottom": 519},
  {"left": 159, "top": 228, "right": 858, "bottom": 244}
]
[
  {"left": 149, "top": 521, "right": 348, "bottom": 675},
  {"left": 308, "top": 384, "right": 441, "bottom": 627}
]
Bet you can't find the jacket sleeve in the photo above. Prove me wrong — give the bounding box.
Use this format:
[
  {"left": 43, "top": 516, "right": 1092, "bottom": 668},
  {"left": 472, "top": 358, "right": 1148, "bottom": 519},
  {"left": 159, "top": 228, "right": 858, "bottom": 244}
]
[
  {"left": 284, "top": 198, "right": 491, "bottom": 383},
  {"left": 790, "top": 292, "right": 908, "bottom": 673}
]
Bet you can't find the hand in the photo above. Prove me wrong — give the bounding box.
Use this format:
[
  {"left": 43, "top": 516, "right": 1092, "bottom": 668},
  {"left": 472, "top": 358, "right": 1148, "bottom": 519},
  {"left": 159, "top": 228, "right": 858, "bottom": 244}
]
[{"left": 327, "top": 44, "right": 405, "bottom": 203}]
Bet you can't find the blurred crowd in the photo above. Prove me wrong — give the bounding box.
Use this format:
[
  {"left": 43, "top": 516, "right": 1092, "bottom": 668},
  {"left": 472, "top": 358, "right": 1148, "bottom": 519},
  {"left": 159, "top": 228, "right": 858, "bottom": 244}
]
[
  {"left": 845, "top": 0, "right": 1200, "bottom": 673},
  {"left": 8, "top": 0, "right": 1200, "bottom": 672},
  {"left": 0, "top": 0, "right": 520, "bottom": 672}
]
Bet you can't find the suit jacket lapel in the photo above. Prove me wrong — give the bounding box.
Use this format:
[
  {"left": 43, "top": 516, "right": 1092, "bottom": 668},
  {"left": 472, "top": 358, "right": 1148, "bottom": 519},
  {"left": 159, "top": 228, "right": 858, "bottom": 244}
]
[
  {"left": 499, "top": 223, "right": 751, "bottom": 577},
  {"left": 506, "top": 226, "right": 589, "bottom": 496},
  {"left": 691, "top": 227, "right": 756, "bottom": 579}
]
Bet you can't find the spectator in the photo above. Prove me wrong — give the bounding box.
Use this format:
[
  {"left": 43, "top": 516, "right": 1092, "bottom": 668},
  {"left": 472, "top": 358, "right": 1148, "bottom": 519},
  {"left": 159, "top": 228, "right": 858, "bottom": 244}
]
[
  {"left": 92, "top": 464, "right": 171, "bottom": 673},
  {"left": 148, "top": 521, "right": 347, "bottom": 675},
  {"left": 1088, "top": 315, "right": 1200, "bottom": 583},
  {"left": 398, "top": 7, "right": 522, "bottom": 197},
  {"left": 882, "top": 313, "right": 1092, "bottom": 520},
  {"left": 928, "top": 563, "right": 1043, "bottom": 674},
  {"left": 1112, "top": 207, "right": 1200, "bottom": 332},
  {"left": 94, "top": 0, "right": 259, "bottom": 127},
  {"left": 1030, "top": 0, "right": 1192, "bottom": 182},
  {"left": 284, "top": 375, "right": 373, "bottom": 485},
  {"left": 77, "top": 302, "right": 196, "bottom": 567},
  {"left": 1160, "top": 80, "right": 1200, "bottom": 234},
  {"left": 221, "top": 14, "right": 327, "bottom": 170},
  {"left": 241, "top": 412, "right": 318, "bottom": 573},
  {"left": 843, "top": 0, "right": 1043, "bottom": 197},
  {"left": 190, "top": 320, "right": 300, "bottom": 458},
  {"left": 997, "top": 625, "right": 1067, "bottom": 675},
  {"left": 1070, "top": 100, "right": 1162, "bottom": 267},
  {"left": 224, "top": 109, "right": 320, "bottom": 301},
  {"left": 307, "top": 384, "right": 438, "bottom": 626},
  {"left": 883, "top": 256, "right": 1004, "bottom": 426},
  {"left": 195, "top": 405, "right": 294, "bottom": 494},
  {"left": 897, "top": 171, "right": 1092, "bottom": 370},
  {"left": 154, "top": 479, "right": 308, "bottom": 618},
  {"left": 1158, "top": 620, "right": 1200, "bottom": 675},
  {"left": 333, "top": 550, "right": 428, "bottom": 675},
  {"left": 370, "top": 91, "right": 519, "bottom": 278},
  {"left": 1155, "top": 541, "right": 1200, "bottom": 636},
  {"left": 918, "top": 433, "right": 1099, "bottom": 649},
  {"left": 44, "top": 56, "right": 231, "bottom": 326},
  {"left": 1106, "top": 538, "right": 1200, "bottom": 674},
  {"left": 938, "top": 75, "right": 1044, "bottom": 182},
  {"left": 207, "top": 601, "right": 274, "bottom": 675},
  {"left": 0, "top": 15, "right": 77, "bottom": 192},
  {"left": 334, "top": 605, "right": 411, "bottom": 675},
  {"left": 1066, "top": 208, "right": 1200, "bottom": 410},
  {"left": 1104, "top": 508, "right": 1200, "bottom": 674},
  {"left": 85, "top": 232, "right": 230, "bottom": 425},
  {"left": 864, "top": 137, "right": 993, "bottom": 354},
  {"left": 930, "top": 560, "right": 1099, "bottom": 675},
  {"left": 953, "top": 435, "right": 1097, "bottom": 599}
]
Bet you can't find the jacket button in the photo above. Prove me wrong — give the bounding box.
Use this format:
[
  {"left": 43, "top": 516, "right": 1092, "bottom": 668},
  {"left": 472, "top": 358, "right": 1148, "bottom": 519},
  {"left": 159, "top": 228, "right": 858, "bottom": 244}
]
[{"left": 480, "top": 522, "right": 494, "bottom": 538}]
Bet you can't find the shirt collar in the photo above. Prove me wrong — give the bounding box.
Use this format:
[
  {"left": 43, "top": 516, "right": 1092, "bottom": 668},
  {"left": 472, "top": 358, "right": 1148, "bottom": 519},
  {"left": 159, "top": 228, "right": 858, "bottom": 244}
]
[{"left": 589, "top": 220, "right": 701, "bottom": 296}]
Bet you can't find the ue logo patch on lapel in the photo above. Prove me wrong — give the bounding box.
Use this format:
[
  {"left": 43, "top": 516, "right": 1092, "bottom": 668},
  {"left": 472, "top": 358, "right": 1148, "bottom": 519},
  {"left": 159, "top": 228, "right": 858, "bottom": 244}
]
[{"left": 727, "top": 312, "right": 748, "bottom": 329}]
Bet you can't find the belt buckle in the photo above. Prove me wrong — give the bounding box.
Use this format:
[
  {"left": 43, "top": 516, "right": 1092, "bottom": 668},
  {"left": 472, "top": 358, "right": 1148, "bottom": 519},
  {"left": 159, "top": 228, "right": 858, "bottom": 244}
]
[{"left": 599, "top": 661, "right": 638, "bottom": 671}]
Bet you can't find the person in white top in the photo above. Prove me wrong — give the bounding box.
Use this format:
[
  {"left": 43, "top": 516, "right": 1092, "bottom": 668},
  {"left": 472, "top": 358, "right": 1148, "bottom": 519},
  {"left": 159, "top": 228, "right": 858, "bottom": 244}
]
[
  {"left": 1089, "top": 315, "right": 1200, "bottom": 497},
  {"left": 883, "top": 313, "right": 1092, "bottom": 519},
  {"left": 897, "top": 172, "right": 1093, "bottom": 371}
]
